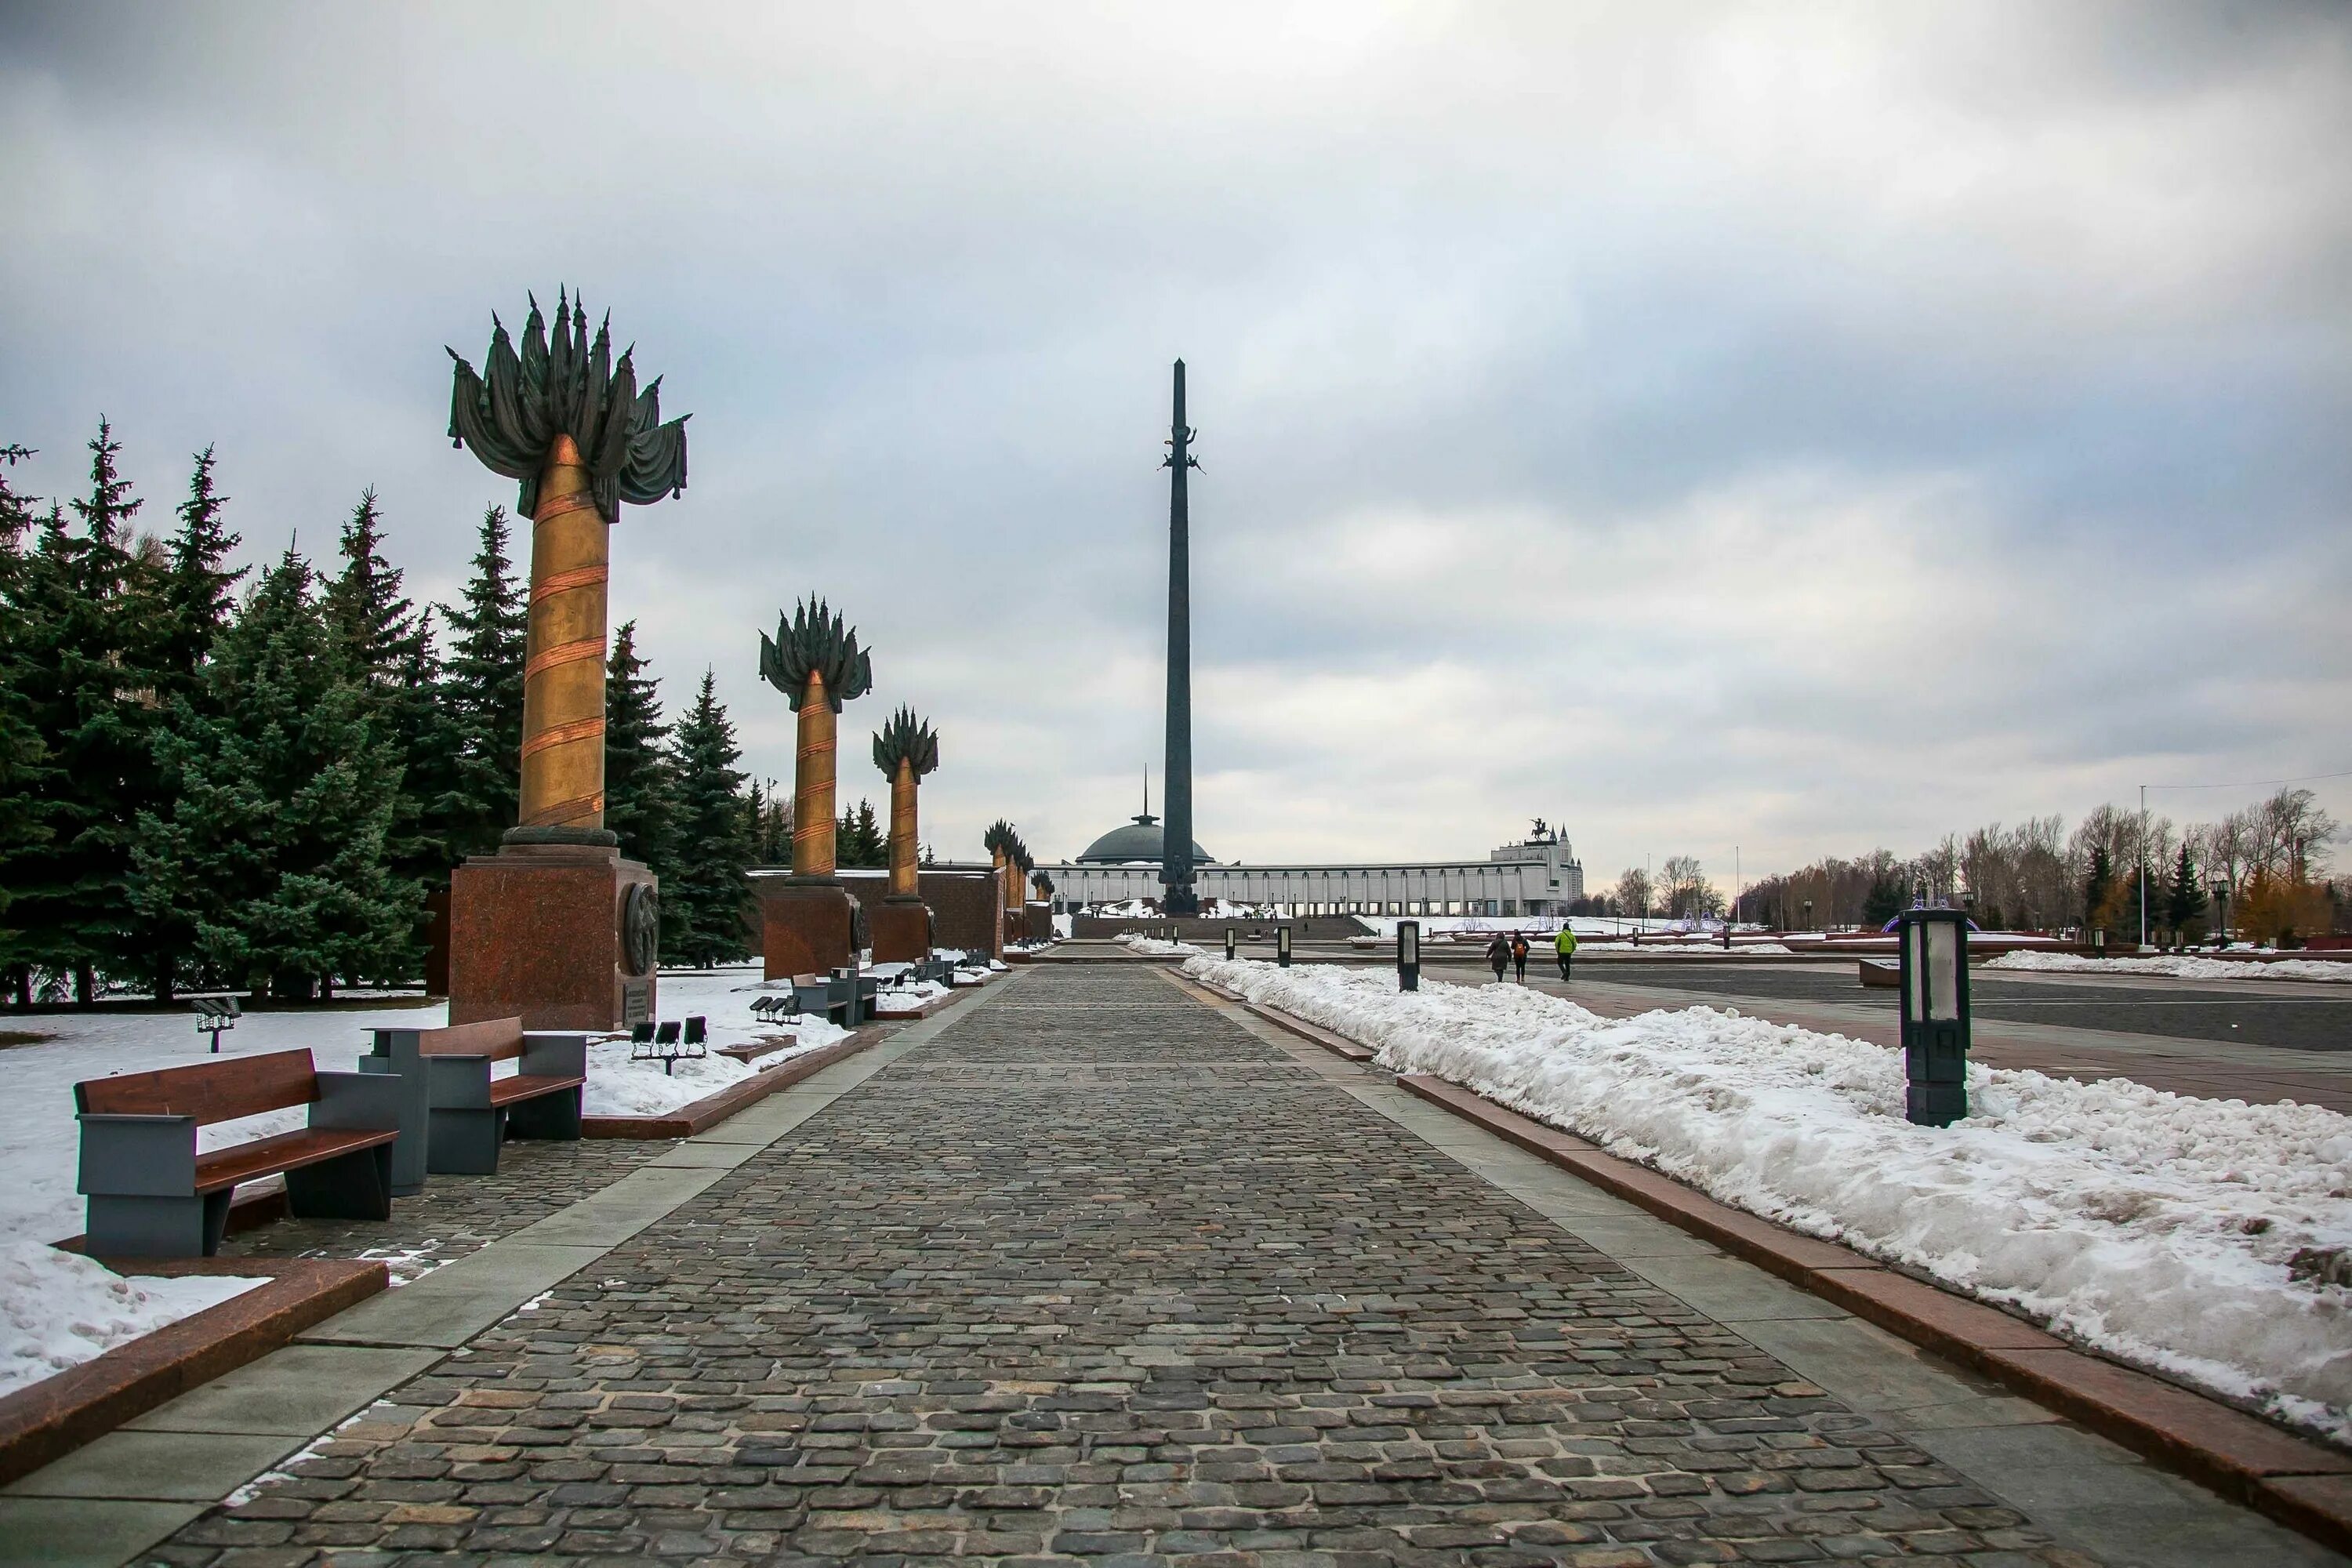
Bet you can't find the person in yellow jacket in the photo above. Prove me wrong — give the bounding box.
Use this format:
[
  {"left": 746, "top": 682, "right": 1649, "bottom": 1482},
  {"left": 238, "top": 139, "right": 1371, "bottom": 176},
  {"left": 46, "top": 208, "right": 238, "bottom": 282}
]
[{"left": 1554, "top": 924, "right": 1578, "bottom": 982}]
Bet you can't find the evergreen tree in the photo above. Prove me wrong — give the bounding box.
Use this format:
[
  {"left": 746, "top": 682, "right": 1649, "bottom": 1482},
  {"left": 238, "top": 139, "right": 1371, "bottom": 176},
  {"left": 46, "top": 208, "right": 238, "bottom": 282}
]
[
  {"left": 662, "top": 670, "right": 754, "bottom": 967},
  {"left": 2083, "top": 844, "right": 2114, "bottom": 929},
  {"left": 440, "top": 505, "right": 526, "bottom": 857},
  {"left": 130, "top": 546, "right": 419, "bottom": 1000},
  {"left": 0, "top": 446, "right": 54, "bottom": 1000},
  {"left": 14, "top": 421, "right": 166, "bottom": 1002},
  {"left": 604, "top": 621, "right": 677, "bottom": 873},
  {"left": 1860, "top": 871, "right": 1907, "bottom": 928},
  {"left": 2166, "top": 841, "right": 2208, "bottom": 932},
  {"left": 835, "top": 798, "right": 887, "bottom": 868},
  {"left": 156, "top": 446, "right": 244, "bottom": 706},
  {"left": 324, "top": 488, "right": 448, "bottom": 956}
]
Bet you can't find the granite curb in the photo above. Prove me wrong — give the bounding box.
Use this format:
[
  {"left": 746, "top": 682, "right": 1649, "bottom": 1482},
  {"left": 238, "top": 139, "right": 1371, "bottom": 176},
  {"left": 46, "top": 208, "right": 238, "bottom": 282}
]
[
  {"left": 1391, "top": 1070, "right": 2352, "bottom": 1555},
  {"left": 0, "top": 1257, "right": 387, "bottom": 1489}
]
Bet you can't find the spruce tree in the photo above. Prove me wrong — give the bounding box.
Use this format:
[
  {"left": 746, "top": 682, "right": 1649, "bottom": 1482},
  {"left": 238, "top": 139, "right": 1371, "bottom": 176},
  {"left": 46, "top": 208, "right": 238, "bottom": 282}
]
[
  {"left": 2166, "top": 842, "right": 2207, "bottom": 933},
  {"left": 604, "top": 621, "right": 677, "bottom": 873},
  {"left": 156, "top": 447, "right": 244, "bottom": 706},
  {"left": 835, "top": 798, "right": 887, "bottom": 868},
  {"left": 2083, "top": 844, "right": 2114, "bottom": 930},
  {"left": 132, "top": 547, "right": 419, "bottom": 999},
  {"left": 0, "top": 446, "right": 54, "bottom": 1000},
  {"left": 663, "top": 670, "right": 754, "bottom": 967},
  {"left": 324, "top": 488, "right": 449, "bottom": 953},
  {"left": 15, "top": 421, "right": 166, "bottom": 1001},
  {"left": 441, "top": 504, "right": 526, "bottom": 857}
]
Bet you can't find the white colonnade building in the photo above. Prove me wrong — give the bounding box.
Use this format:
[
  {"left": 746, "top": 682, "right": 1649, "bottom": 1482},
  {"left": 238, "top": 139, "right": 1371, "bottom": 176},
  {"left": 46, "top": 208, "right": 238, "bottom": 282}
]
[{"left": 1043, "top": 818, "right": 1584, "bottom": 919}]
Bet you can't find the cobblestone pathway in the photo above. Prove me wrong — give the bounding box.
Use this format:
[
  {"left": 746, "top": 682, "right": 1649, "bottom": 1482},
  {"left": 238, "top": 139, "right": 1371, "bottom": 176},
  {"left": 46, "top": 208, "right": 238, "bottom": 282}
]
[{"left": 153, "top": 967, "right": 2100, "bottom": 1566}]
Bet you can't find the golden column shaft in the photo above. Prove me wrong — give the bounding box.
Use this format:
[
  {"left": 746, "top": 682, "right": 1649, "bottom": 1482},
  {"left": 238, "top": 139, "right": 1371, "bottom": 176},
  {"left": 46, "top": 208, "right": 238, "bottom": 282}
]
[
  {"left": 791, "top": 672, "right": 837, "bottom": 877},
  {"left": 518, "top": 434, "right": 608, "bottom": 830},
  {"left": 888, "top": 759, "right": 919, "bottom": 898}
]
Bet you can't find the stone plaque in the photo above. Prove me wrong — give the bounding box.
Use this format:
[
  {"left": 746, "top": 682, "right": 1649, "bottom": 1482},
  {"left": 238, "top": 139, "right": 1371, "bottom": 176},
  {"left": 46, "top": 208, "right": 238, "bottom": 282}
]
[{"left": 621, "top": 979, "right": 652, "bottom": 1025}]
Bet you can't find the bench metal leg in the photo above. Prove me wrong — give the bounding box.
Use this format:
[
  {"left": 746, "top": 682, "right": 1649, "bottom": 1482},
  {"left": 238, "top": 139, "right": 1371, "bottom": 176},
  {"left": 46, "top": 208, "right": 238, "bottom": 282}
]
[
  {"left": 426, "top": 1107, "right": 508, "bottom": 1175},
  {"left": 284, "top": 1145, "right": 395, "bottom": 1222},
  {"left": 84, "top": 1190, "right": 233, "bottom": 1259},
  {"left": 504, "top": 1087, "right": 583, "bottom": 1142}
]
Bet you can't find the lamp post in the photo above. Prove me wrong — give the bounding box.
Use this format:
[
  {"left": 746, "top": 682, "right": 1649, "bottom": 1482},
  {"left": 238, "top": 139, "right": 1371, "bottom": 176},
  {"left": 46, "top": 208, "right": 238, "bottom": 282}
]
[
  {"left": 1802, "top": 898, "right": 1813, "bottom": 933},
  {"left": 1398, "top": 919, "right": 1421, "bottom": 992},
  {"left": 1898, "top": 906, "right": 1972, "bottom": 1127},
  {"left": 2210, "top": 877, "right": 2230, "bottom": 947},
  {"left": 1277, "top": 925, "right": 1294, "bottom": 967}
]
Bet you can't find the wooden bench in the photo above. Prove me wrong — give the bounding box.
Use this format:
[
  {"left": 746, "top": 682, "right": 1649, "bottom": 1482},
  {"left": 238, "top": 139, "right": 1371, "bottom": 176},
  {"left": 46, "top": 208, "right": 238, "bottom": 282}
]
[
  {"left": 365, "top": 1017, "right": 585, "bottom": 1176},
  {"left": 74, "top": 1049, "right": 401, "bottom": 1258}
]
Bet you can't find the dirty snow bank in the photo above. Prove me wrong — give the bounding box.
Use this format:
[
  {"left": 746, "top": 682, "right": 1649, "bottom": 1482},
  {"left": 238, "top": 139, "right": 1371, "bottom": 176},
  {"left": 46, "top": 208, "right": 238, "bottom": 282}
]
[
  {"left": 1185, "top": 953, "right": 2352, "bottom": 1443},
  {"left": 0, "top": 1241, "right": 263, "bottom": 1396},
  {"left": 1986, "top": 951, "right": 2352, "bottom": 983},
  {"left": 1119, "top": 935, "right": 1204, "bottom": 957}
]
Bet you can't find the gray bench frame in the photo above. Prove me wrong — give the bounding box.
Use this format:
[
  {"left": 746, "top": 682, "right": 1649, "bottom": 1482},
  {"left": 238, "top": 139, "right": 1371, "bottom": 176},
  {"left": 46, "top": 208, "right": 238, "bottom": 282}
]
[
  {"left": 365, "top": 1017, "right": 585, "bottom": 1178},
  {"left": 74, "top": 1048, "right": 401, "bottom": 1258}
]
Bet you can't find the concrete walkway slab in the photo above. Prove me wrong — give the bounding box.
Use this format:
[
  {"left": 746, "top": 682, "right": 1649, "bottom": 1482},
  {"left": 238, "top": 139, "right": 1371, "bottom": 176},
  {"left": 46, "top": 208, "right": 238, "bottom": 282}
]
[
  {"left": 2, "top": 1428, "right": 302, "bottom": 1501},
  {"left": 121, "top": 1343, "right": 441, "bottom": 1436}
]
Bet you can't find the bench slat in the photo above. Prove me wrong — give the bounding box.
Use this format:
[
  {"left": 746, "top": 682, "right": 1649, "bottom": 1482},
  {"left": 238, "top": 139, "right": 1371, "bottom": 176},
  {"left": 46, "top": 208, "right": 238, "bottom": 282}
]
[
  {"left": 486, "top": 1073, "right": 585, "bottom": 1108},
  {"left": 76, "top": 1048, "right": 318, "bottom": 1122},
  {"left": 415, "top": 1017, "right": 527, "bottom": 1061},
  {"left": 192, "top": 1125, "right": 396, "bottom": 1193}
]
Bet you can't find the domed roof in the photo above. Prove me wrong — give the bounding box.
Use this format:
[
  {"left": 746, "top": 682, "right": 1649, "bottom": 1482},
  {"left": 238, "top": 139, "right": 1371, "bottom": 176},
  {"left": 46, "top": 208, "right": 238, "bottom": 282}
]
[{"left": 1076, "top": 814, "right": 1214, "bottom": 866}]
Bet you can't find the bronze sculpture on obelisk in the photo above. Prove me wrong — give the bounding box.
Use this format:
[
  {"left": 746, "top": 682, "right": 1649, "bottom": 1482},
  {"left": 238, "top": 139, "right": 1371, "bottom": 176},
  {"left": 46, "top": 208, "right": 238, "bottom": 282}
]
[{"left": 442, "top": 290, "right": 690, "bottom": 1029}]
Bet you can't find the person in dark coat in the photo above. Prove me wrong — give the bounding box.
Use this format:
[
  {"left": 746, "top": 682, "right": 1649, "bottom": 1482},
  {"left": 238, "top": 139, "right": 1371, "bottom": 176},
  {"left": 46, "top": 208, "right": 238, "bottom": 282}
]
[
  {"left": 1510, "top": 931, "right": 1530, "bottom": 983},
  {"left": 1486, "top": 934, "right": 1511, "bottom": 982}
]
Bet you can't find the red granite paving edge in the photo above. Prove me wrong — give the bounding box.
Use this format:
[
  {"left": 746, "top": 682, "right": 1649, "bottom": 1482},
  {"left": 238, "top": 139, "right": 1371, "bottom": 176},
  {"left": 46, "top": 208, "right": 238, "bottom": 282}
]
[
  {"left": 580, "top": 1027, "right": 882, "bottom": 1139},
  {"left": 0, "top": 1256, "right": 388, "bottom": 1488},
  {"left": 1375, "top": 1069, "right": 2352, "bottom": 1553}
]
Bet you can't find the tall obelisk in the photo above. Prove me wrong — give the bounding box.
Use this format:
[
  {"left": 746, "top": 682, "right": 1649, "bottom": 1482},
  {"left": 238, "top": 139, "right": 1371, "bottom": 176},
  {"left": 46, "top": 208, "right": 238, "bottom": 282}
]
[{"left": 1160, "top": 360, "right": 1200, "bottom": 915}]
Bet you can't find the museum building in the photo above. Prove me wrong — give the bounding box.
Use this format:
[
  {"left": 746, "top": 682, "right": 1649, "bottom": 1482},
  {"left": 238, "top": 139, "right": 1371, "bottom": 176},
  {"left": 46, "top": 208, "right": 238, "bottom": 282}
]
[{"left": 1043, "top": 817, "right": 1585, "bottom": 917}]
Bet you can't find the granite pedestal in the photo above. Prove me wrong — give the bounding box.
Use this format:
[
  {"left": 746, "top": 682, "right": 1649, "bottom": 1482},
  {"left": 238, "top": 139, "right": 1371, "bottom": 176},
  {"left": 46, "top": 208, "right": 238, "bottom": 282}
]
[
  {"left": 760, "top": 878, "right": 856, "bottom": 980},
  {"left": 448, "top": 844, "right": 655, "bottom": 1031},
  {"left": 871, "top": 897, "right": 931, "bottom": 966}
]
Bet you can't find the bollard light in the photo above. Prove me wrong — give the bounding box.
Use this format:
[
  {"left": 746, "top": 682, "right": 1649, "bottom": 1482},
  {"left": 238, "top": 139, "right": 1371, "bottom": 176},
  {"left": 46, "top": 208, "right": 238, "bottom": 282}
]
[
  {"left": 1277, "top": 925, "right": 1293, "bottom": 967},
  {"left": 1225, "top": 927, "right": 1236, "bottom": 960},
  {"left": 2092, "top": 927, "right": 2107, "bottom": 955},
  {"left": 1898, "top": 907, "right": 1971, "bottom": 1127},
  {"left": 1398, "top": 919, "right": 1421, "bottom": 992}
]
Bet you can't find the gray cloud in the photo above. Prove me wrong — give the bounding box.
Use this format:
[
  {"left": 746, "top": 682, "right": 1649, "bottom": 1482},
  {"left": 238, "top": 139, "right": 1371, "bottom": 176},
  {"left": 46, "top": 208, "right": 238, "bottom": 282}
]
[{"left": 2, "top": 1, "right": 2346, "bottom": 884}]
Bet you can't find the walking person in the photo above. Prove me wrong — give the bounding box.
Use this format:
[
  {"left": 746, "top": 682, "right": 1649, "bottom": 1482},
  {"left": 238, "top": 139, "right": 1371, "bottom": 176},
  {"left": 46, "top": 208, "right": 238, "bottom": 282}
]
[
  {"left": 1510, "top": 931, "right": 1530, "bottom": 984},
  {"left": 1486, "top": 933, "right": 1511, "bottom": 984},
  {"left": 1555, "top": 924, "right": 1577, "bottom": 982}
]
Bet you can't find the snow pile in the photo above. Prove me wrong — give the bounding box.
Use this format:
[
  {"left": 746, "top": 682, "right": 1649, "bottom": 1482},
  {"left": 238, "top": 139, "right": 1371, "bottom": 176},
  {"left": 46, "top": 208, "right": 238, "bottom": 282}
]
[
  {"left": 0, "top": 1241, "right": 263, "bottom": 1396},
  {"left": 1118, "top": 934, "right": 1204, "bottom": 957},
  {"left": 581, "top": 1014, "right": 850, "bottom": 1118},
  {"left": 1987, "top": 951, "right": 2352, "bottom": 984},
  {"left": 1185, "top": 953, "right": 2352, "bottom": 1442},
  {"left": 875, "top": 978, "right": 949, "bottom": 1011}
]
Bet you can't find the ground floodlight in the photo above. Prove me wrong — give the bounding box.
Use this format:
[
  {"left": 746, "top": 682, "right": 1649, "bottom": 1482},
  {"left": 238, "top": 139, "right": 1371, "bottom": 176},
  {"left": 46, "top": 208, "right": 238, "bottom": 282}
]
[
  {"left": 1399, "top": 920, "right": 1421, "bottom": 992},
  {"left": 1899, "top": 907, "right": 1971, "bottom": 1127}
]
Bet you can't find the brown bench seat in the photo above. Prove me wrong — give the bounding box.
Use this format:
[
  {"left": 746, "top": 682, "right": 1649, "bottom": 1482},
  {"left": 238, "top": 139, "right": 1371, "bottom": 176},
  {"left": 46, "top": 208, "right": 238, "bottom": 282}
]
[{"left": 75, "top": 1047, "right": 401, "bottom": 1258}]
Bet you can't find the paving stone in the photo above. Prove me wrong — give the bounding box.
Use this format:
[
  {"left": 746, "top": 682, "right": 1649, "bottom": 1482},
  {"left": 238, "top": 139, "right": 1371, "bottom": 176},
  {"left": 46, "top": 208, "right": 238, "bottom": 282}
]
[{"left": 151, "top": 970, "right": 2100, "bottom": 1564}]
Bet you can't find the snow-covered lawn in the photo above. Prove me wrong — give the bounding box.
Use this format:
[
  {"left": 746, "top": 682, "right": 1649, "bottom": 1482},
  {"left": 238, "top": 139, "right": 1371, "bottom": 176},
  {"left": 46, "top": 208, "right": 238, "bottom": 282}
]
[
  {"left": 0, "top": 1243, "right": 264, "bottom": 1398},
  {"left": 1185, "top": 953, "right": 2352, "bottom": 1444},
  {"left": 0, "top": 967, "right": 836, "bottom": 1247},
  {"left": 1986, "top": 951, "right": 2352, "bottom": 984}
]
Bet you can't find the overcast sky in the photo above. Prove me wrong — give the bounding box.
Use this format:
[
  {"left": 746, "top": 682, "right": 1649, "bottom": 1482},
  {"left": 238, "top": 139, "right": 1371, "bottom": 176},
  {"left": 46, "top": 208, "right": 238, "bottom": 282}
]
[{"left": 4, "top": 2, "right": 2347, "bottom": 886}]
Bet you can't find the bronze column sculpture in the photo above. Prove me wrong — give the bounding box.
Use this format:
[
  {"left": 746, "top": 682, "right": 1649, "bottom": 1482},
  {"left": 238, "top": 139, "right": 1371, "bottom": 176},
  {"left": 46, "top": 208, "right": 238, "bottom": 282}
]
[
  {"left": 757, "top": 599, "right": 873, "bottom": 978},
  {"left": 442, "top": 291, "right": 688, "bottom": 1028},
  {"left": 870, "top": 707, "right": 939, "bottom": 964}
]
